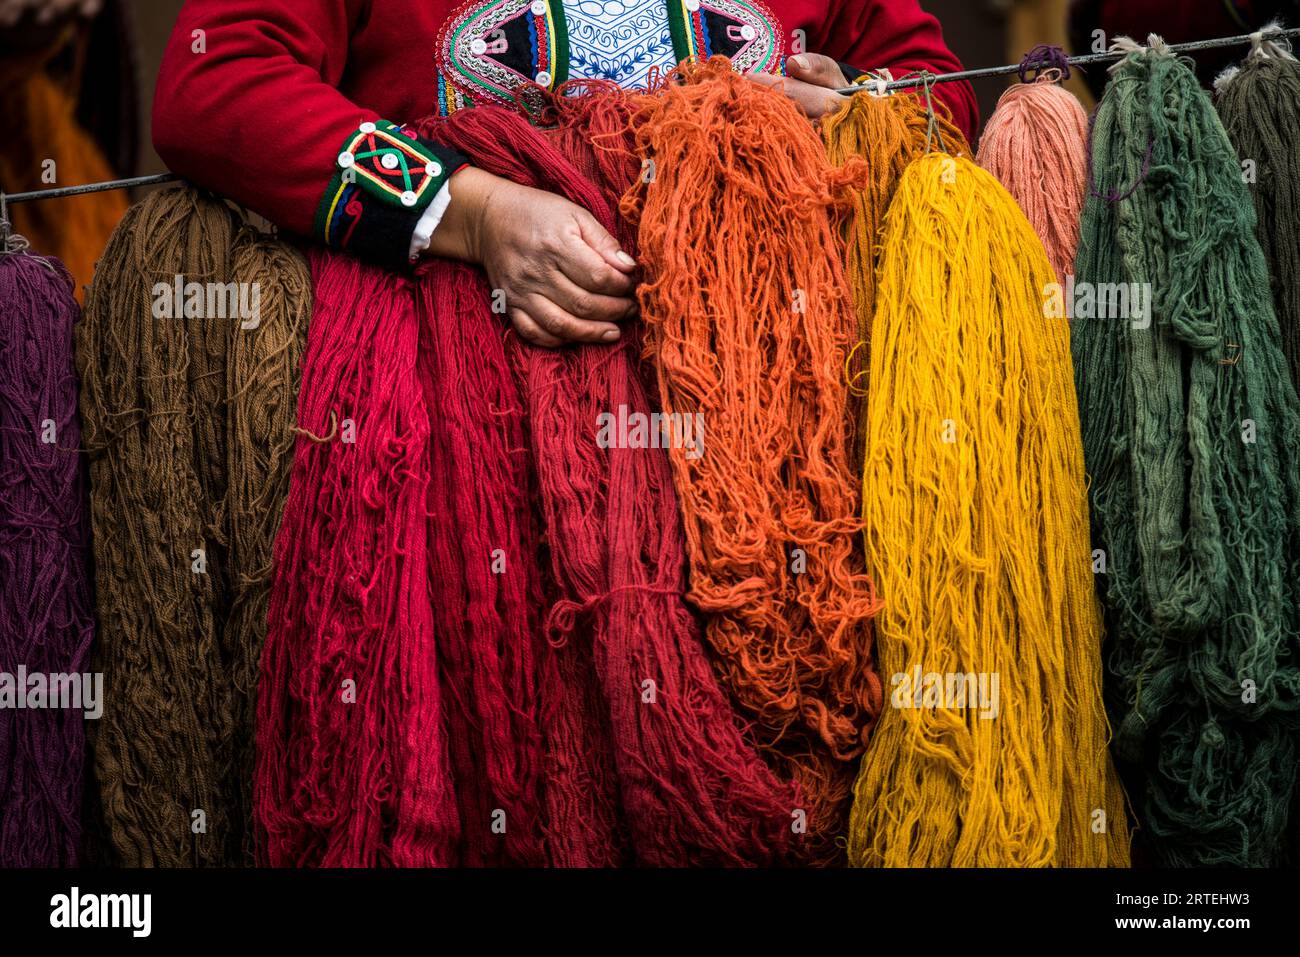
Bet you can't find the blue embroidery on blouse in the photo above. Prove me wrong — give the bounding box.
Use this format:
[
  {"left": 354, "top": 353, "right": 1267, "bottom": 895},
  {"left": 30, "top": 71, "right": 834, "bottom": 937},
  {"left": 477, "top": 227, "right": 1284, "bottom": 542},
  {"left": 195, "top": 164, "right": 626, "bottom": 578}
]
[{"left": 564, "top": 0, "right": 676, "bottom": 88}]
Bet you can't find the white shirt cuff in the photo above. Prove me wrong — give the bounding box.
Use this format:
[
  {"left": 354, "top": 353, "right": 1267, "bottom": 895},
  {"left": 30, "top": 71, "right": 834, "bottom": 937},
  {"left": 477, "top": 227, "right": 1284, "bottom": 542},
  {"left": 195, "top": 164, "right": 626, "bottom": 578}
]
[{"left": 408, "top": 180, "right": 454, "bottom": 260}]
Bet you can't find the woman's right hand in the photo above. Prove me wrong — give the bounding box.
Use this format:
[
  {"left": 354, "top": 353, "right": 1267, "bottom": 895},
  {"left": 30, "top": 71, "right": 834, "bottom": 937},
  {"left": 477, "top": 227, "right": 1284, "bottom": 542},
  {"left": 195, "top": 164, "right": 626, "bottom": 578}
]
[{"left": 429, "top": 167, "right": 639, "bottom": 347}]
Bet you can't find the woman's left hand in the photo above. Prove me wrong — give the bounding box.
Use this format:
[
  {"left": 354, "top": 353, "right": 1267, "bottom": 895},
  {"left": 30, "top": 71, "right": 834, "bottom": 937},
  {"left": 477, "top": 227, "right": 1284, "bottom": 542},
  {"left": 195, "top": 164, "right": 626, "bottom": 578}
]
[{"left": 748, "top": 53, "right": 851, "bottom": 119}]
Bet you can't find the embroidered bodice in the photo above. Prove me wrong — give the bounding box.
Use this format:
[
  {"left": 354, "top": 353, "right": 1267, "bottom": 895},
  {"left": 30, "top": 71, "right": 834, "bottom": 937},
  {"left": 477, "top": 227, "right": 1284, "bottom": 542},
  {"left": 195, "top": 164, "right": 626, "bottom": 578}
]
[{"left": 435, "top": 0, "right": 785, "bottom": 113}]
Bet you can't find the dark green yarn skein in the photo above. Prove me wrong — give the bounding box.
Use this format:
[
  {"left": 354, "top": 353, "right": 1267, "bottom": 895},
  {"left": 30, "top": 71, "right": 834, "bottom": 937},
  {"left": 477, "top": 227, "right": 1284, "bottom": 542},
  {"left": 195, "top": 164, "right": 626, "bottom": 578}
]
[
  {"left": 1074, "top": 45, "right": 1300, "bottom": 867},
  {"left": 1216, "top": 47, "right": 1300, "bottom": 399}
]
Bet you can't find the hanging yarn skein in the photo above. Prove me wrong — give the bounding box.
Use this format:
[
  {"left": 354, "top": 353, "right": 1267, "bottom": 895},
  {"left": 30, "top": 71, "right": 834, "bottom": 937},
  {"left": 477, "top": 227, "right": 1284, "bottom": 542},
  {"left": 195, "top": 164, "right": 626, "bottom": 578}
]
[
  {"left": 0, "top": 240, "right": 94, "bottom": 868},
  {"left": 621, "top": 57, "right": 882, "bottom": 860},
  {"left": 256, "top": 253, "right": 460, "bottom": 867},
  {"left": 1215, "top": 27, "right": 1300, "bottom": 395},
  {"left": 1075, "top": 39, "right": 1300, "bottom": 866},
  {"left": 822, "top": 78, "right": 970, "bottom": 346},
  {"left": 821, "top": 83, "right": 970, "bottom": 423},
  {"left": 80, "top": 188, "right": 307, "bottom": 866},
  {"left": 848, "top": 152, "right": 1130, "bottom": 868},
  {"left": 977, "top": 47, "right": 1090, "bottom": 284},
  {"left": 80, "top": 190, "right": 238, "bottom": 867}
]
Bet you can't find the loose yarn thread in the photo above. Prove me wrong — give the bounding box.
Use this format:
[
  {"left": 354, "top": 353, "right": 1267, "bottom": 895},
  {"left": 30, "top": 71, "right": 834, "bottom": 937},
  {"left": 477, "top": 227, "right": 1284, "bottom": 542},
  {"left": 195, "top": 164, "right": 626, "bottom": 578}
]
[{"left": 1018, "top": 44, "right": 1073, "bottom": 83}]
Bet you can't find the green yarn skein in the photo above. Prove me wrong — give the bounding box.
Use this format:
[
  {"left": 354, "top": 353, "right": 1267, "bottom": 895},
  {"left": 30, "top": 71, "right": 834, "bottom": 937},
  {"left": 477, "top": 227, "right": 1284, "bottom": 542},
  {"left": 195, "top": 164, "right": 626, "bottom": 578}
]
[{"left": 1074, "top": 45, "right": 1300, "bottom": 867}]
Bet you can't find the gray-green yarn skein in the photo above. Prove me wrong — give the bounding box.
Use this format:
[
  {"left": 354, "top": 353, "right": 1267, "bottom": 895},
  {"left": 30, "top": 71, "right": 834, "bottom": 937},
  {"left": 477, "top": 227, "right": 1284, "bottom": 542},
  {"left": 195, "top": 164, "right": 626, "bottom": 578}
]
[{"left": 1216, "top": 43, "right": 1300, "bottom": 398}]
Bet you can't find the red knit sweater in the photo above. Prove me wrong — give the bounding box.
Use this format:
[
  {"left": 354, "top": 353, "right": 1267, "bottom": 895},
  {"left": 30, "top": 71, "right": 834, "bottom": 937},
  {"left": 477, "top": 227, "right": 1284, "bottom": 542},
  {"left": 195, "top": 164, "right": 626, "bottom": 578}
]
[{"left": 153, "top": 0, "right": 976, "bottom": 265}]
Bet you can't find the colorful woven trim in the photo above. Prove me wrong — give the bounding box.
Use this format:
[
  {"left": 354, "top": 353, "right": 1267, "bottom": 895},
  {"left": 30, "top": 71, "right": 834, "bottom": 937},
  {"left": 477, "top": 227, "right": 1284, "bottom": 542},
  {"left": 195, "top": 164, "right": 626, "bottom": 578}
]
[
  {"left": 333, "top": 120, "right": 446, "bottom": 210},
  {"left": 436, "top": 0, "right": 571, "bottom": 109},
  {"left": 312, "top": 119, "right": 468, "bottom": 265},
  {"left": 434, "top": 0, "right": 782, "bottom": 109},
  {"left": 437, "top": 72, "right": 474, "bottom": 116},
  {"left": 666, "top": 0, "right": 782, "bottom": 74}
]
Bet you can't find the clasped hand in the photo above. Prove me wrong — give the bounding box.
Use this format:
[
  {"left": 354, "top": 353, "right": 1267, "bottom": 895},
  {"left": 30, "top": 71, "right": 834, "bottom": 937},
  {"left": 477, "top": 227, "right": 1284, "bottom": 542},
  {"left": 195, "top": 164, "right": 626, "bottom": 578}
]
[{"left": 427, "top": 54, "right": 850, "bottom": 348}]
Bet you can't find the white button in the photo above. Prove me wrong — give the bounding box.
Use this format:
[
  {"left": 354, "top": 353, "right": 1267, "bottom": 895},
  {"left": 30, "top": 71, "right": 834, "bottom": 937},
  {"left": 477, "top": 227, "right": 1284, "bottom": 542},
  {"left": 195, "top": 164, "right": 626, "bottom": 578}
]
[
  {"left": 337, "top": 151, "right": 355, "bottom": 168},
  {"left": 400, "top": 190, "right": 418, "bottom": 207},
  {"left": 740, "top": 24, "right": 756, "bottom": 41},
  {"left": 426, "top": 161, "right": 442, "bottom": 177},
  {"left": 531, "top": 0, "right": 546, "bottom": 14},
  {"left": 470, "top": 38, "right": 488, "bottom": 55},
  {"left": 536, "top": 70, "right": 552, "bottom": 85},
  {"left": 380, "top": 152, "right": 400, "bottom": 169},
  {"left": 358, "top": 121, "right": 377, "bottom": 134},
  {"left": 685, "top": 0, "right": 699, "bottom": 9}
]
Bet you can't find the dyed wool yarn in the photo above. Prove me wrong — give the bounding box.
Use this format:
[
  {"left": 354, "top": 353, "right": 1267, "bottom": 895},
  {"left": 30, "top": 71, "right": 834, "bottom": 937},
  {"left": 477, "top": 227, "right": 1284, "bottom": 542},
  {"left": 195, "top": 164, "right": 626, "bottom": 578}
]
[
  {"left": 419, "top": 106, "right": 596, "bottom": 864},
  {"left": 415, "top": 255, "right": 558, "bottom": 868},
  {"left": 256, "top": 254, "right": 460, "bottom": 866},
  {"left": 620, "top": 58, "right": 882, "bottom": 860},
  {"left": 423, "top": 102, "right": 800, "bottom": 866},
  {"left": 259, "top": 95, "right": 802, "bottom": 866},
  {"left": 80, "top": 190, "right": 237, "bottom": 867},
  {"left": 1216, "top": 35, "right": 1300, "bottom": 395},
  {"left": 80, "top": 188, "right": 306, "bottom": 866},
  {"left": 977, "top": 79, "right": 1089, "bottom": 284},
  {"left": 0, "top": 67, "right": 128, "bottom": 300},
  {"left": 821, "top": 88, "right": 970, "bottom": 355},
  {"left": 1075, "top": 42, "right": 1300, "bottom": 866},
  {"left": 0, "top": 246, "right": 93, "bottom": 867},
  {"left": 821, "top": 89, "right": 970, "bottom": 449},
  {"left": 848, "top": 153, "right": 1130, "bottom": 868}
]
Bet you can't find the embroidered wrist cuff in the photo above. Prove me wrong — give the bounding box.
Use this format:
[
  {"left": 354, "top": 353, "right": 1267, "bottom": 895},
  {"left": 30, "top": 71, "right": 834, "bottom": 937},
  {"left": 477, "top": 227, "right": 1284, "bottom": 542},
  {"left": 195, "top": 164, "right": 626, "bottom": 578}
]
[{"left": 313, "top": 120, "right": 470, "bottom": 267}]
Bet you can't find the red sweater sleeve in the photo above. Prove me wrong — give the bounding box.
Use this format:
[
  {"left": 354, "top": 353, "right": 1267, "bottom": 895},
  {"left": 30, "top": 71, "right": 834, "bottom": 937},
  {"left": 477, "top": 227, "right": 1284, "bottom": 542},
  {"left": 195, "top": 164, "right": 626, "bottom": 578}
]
[
  {"left": 811, "top": 0, "right": 979, "bottom": 143},
  {"left": 152, "top": 0, "right": 469, "bottom": 266}
]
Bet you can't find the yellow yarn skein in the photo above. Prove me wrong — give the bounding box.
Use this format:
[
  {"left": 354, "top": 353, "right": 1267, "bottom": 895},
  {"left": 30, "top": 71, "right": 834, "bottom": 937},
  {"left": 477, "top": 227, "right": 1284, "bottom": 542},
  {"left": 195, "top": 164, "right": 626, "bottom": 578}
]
[{"left": 847, "top": 153, "right": 1130, "bottom": 867}]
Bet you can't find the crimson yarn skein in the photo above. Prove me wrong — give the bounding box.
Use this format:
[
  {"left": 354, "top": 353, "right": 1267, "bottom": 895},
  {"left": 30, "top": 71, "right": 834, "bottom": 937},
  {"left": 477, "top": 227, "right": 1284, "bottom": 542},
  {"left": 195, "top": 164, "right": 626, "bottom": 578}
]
[{"left": 256, "top": 254, "right": 459, "bottom": 866}]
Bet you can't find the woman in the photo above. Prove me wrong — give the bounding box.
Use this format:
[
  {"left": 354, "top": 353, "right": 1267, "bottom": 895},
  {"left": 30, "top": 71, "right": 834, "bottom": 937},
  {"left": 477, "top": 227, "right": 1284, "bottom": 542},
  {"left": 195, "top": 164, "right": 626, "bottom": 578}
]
[{"left": 153, "top": 0, "right": 976, "bottom": 347}]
